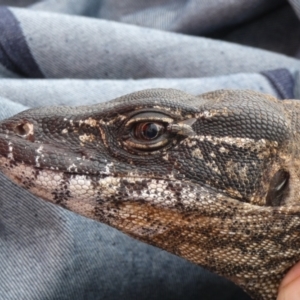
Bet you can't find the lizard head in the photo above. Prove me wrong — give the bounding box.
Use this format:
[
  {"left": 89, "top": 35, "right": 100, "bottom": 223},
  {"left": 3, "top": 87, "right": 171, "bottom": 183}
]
[{"left": 0, "top": 88, "right": 300, "bottom": 299}]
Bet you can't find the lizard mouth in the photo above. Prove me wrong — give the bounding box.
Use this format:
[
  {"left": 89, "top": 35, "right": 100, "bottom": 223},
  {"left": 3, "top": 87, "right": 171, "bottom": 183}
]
[
  {"left": 1, "top": 148, "right": 288, "bottom": 222},
  {"left": 0, "top": 150, "right": 200, "bottom": 206},
  {"left": 0, "top": 129, "right": 293, "bottom": 211},
  {"left": 0, "top": 146, "right": 246, "bottom": 220}
]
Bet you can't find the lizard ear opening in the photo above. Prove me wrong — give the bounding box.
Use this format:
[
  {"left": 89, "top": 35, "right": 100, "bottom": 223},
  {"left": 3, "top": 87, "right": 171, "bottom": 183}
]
[{"left": 266, "top": 170, "right": 290, "bottom": 206}]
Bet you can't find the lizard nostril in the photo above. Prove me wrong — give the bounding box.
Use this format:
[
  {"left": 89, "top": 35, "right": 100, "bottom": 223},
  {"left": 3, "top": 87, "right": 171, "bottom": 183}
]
[
  {"left": 15, "top": 122, "right": 35, "bottom": 141},
  {"left": 16, "top": 124, "right": 28, "bottom": 135}
]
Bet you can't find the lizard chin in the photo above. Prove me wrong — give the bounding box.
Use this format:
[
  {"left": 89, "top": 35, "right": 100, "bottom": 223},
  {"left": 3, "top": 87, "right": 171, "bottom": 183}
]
[{"left": 2, "top": 153, "right": 300, "bottom": 300}]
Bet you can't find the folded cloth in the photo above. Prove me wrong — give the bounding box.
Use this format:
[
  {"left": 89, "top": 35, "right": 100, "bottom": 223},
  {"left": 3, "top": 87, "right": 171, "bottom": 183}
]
[{"left": 1, "top": 1, "right": 300, "bottom": 299}]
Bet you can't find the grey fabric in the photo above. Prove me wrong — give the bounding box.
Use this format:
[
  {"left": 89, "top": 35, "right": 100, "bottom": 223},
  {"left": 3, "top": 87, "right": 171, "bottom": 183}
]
[
  {"left": 289, "top": 0, "right": 300, "bottom": 19},
  {"left": 1, "top": 1, "right": 300, "bottom": 300},
  {"left": 0, "top": 8, "right": 44, "bottom": 77},
  {"left": 0, "top": 74, "right": 280, "bottom": 107},
  {"left": 5, "top": 7, "right": 300, "bottom": 79},
  {"left": 219, "top": 4, "right": 300, "bottom": 57},
  {"left": 30, "top": 0, "right": 285, "bottom": 34},
  {"left": 0, "top": 0, "right": 36, "bottom": 7},
  {"left": 261, "top": 69, "right": 295, "bottom": 99}
]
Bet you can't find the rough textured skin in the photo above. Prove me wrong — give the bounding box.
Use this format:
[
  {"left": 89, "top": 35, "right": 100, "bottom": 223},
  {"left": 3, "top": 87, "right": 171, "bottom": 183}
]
[{"left": 0, "top": 89, "right": 300, "bottom": 300}]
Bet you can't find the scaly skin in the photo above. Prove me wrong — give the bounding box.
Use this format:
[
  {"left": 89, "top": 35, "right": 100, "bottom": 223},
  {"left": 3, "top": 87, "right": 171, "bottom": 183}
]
[{"left": 0, "top": 89, "right": 300, "bottom": 299}]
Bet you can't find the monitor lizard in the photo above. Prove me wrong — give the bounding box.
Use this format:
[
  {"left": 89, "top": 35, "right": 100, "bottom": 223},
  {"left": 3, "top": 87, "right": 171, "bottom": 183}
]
[{"left": 0, "top": 88, "right": 299, "bottom": 300}]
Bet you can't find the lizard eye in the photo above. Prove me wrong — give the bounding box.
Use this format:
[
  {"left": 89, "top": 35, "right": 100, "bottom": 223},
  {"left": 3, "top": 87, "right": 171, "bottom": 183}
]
[
  {"left": 134, "top": 122, "right": 164, "bottom": 140},
  {"left": 127, "top": 121, "right": 169, "bottom": 152},
  {"left": 122, "top": 111, "right": 174, "bottom": 153}
]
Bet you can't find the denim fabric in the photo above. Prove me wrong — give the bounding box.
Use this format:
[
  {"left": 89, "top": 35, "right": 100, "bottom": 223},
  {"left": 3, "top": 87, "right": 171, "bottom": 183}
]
[{"left": 0, "top": 1, "right": 300, "bottom": 300}]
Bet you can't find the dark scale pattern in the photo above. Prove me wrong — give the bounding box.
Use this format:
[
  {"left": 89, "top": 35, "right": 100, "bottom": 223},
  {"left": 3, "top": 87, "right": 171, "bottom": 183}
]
[
  {"left": 51, "top": 173, "right": 72, "bottom": 205},
  {"left": 174, "top": 139, "right": 273, "bottom": 203},
  {"left": 0, "top": 88, "right": 300, "bottom": 300},
  {"left": 195, "top": 97, "right": 288, "bottom": 142}
]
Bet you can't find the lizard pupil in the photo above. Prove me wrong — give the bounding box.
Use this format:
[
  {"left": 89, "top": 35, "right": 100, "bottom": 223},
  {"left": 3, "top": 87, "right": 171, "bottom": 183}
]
[
  {"left": 137, "top": 122, "right": 162, "bottom": 140},
  {"left": 141, "top": 123, "right": 159, "bottom": 139}
]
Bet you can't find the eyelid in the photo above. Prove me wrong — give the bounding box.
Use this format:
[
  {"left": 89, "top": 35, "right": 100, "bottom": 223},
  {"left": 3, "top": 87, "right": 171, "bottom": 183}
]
[
  {"left": 125, "top": 139, "right": 169, "bottom": 150},
  {"left": 125, "top": 112, "right": 173, "bottom": 127}
]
